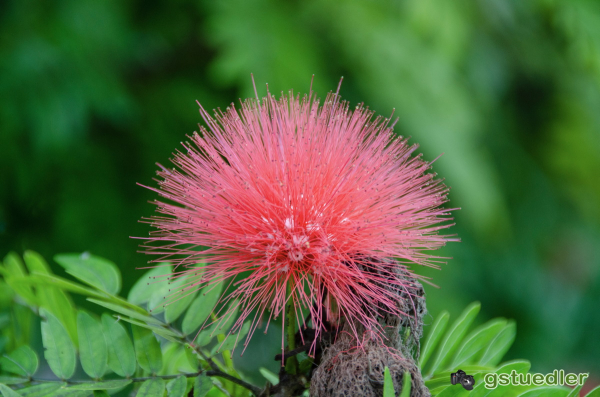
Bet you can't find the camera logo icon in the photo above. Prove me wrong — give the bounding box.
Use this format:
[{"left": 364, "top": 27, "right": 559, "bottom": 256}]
[{"left": 451, "top": 369, "right": 475, "bottom": 390}]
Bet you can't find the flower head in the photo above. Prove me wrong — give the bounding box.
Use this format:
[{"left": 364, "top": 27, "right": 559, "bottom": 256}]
[{"left": 141, "top": 79, "right": 456, "bottom": 354}]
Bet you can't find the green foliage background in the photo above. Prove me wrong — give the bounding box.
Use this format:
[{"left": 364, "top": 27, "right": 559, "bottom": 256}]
[{"left": 1, "top": 0, "right": 599, "bottom": 389}]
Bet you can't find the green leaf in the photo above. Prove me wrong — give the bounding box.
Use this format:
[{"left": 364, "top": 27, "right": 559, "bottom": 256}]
[
  {"left": 211, "top": 321, "right": 251, "bottom": 354},
  {"left": 185, "top": 346, "right": 201, "bottom": 370},
  {"left": 566, "top": 384, "right": 583, "bottom": 397},
  {"left": 586, "top": 385, "right": 600, "bottom": 397},
  {"left": 166, "top": 376, "right": 187, "bottom": 397},
  {"left": 100, "top": 314, "right": 136, "bottom": 377},
  {"left": 0, "top": 345, "right": 39, "bottom": 377},
  {"left": 54, "top": 253, "right": 121, "bottom": 295},
  {"left": 16, "top": 273, "right": 143, "bottom": 313},
  {"left": 0, "top": 377, "right": 28, "bottom": 385},
  {"left": 77, "top": 311, "right": 107, "bottom": 379},
  {"left": 427, "top": 302, "right": 480, "bottom": 376},
  {"left": 3, "top": 252, "right": 37, "bottom": 306},
  {"left": 478, "top": 320, "right": 516, "bottom": 367},
  {"left": 429, "top": 385, "right": 450, "bottom": 396},
  {"left": 113, "top": 316, "right": 180, "bottom": 343},
  {"left": 6, "top": 306, "right": 34, "bottom": 350},
  {"left": 182, "top": 282, "right": 223, "bottom": 335},
  {"left": 213, "top": 299, "right": 240, "bottom": 334},
  {"left": 23, "top": 252, "right": 79, "bottom": 347},
  {"left": 259, "top": 368, "right": 279, "bottom": 385},
  {"left": 127, "top": 265, "right": 173, "bottom": 306},
  {"left": 3, "top": 253, "right": 26, "bottom": 277},
  {"left": 38, "top": 293, "right": 78, "bottom": 348},
  {"left": 193, "top": 323, "right": 219, "bottom": 349},
  {"left": 136, "top": 378, "right": 164, "bottom": 397},
  {"left": 87, "top": 299, "right": 162, "bottom": 326},
  {"left": 435, "top": 382, "right": 471, "bottom": 397},
  {"left": 40, "top": 309, "right": 76, "bottom": 380},
  {"left": 161, "top": 344, "right": 197, "bottom": 375},
  {"left": 22, "top": 251, "right": 53, "bottom": 275},
  {"left": 50, "top": 388, "right": 94, "bottom": 397},
  {"left": 15, "top": 382, "right": 62, "bottom": 396},
  {"left": 160, "top": 343, "right": 179, "bottom": 375},
  {"left": 450, "top": 318, "right": 507, "bottom": 369},
  {"left": 164, "top": 275, "right": 200, "bottom": 325},
  {"left": 132, "top": 325, "right": 163, "bottom": 374},
  {"left": 14, "top": 274, "right": 106, "bottom": 300},
  {"left": 198, "top": 299, "right": 240, "bottom": 348},
  {"left": 194, "top": 375, "right": 213, "bottom": 397},
  {"left": 400, "top": 371, "right": 411, "bottom": 397},
  {"left": 0, "top": 384, "right": 20, "bottom": 397},
  {"left": 516, "top": 387, "right": 570, "bottom": 397},
  {"left": 420, "top": 311, "right": 449, "bottom": 368},
  {"left": 148, "top": 271, "right": 180, "bottom": 316},
  {"left": 92, "top": 391, "right": 110, "bottom": 397},
  {"left": 177, "top": 347, "right": 200, "bottom": 373},
  {"left": 383, "top": 367, "right": 394, "bottom": 397},
  {"left": 68, "top": 380, "right": 132, "bottom": 390}
]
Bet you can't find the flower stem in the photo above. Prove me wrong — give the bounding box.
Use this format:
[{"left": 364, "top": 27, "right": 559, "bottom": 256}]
[{"left": 285, "top": 281, "right": 298, "bottom": 374}]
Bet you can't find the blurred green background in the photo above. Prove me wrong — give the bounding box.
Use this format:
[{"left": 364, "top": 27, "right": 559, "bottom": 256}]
[{"left": 2, "top": 0, "right": 599, "bottom": 388}]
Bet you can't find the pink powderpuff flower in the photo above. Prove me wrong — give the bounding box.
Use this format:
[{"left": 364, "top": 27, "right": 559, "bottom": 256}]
[{"left": 140, "top": 78, "right": 457, "bottom": 356}]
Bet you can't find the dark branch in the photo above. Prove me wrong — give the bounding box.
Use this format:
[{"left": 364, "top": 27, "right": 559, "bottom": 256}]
[{"left": 166, "top": 324, "right": 263, "bottom": 396}]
